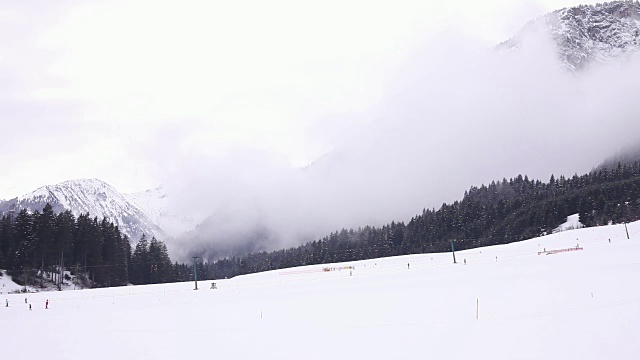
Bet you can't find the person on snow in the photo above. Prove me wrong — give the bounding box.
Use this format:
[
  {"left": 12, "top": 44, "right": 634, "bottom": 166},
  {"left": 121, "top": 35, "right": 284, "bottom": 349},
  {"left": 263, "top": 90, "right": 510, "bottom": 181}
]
[{"left": 45, "top": 299, "right": 49, "bottom": 309}]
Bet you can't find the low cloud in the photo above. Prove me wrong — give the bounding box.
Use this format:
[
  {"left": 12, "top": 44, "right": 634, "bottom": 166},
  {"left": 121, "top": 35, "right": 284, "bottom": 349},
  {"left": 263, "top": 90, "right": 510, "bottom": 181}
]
[
  {"left": 160, "top": 29, "right": 640, "bottom": 261},
  {"left": 2, "top": 1, "right": 637, "bottom": 261}
]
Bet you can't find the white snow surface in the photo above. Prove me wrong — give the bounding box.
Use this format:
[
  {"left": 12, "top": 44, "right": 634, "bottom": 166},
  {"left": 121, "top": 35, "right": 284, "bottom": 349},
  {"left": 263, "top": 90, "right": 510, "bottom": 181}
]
[
  {"left": 2, "top": 221, "right": 640, "bottom": 359},
  {"left": 1, "top": 270, "right": 84, "bottom": 295},
  {"left": 0, "top": 271, "right": 24, "bottom": 294},
  {"left": 554, "top": 213, "right": 584, "bottom": 233}
]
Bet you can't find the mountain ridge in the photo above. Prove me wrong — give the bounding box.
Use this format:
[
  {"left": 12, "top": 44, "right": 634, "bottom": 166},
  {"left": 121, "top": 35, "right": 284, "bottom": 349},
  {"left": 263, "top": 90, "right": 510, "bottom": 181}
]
[
  {"left": 0, "top": 178, "right": 165, "bottom": 242},
  {"left": 500, "top": 0, "right": 640, "bottom": 70},
  {"left": 125, "top": 185, "right": 199, "bottom": 238}
]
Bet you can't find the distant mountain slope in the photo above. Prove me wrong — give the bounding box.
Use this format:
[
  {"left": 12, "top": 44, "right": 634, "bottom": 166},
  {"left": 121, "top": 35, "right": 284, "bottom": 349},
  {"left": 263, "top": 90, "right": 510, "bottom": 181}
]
[
  {"left": 0, "top": 179, "right": 164, "bottom": 241},
  {"left": 125, "top": 186, "right": 198, "bottom": 238},
  {"left": 500, "top": 1, "right": 640, "bottom": 70},
  {"left": 186, "top": 160, "right": 640, "bottom": 278}
]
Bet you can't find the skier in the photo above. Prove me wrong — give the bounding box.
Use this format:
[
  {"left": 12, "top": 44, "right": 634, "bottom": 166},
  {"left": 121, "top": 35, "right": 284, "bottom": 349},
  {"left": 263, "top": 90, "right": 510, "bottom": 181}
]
[
  {"left": 29, "top": 304, "right": 32, "bottom": 311},
  {"left": 25, "top": 297, "right": 27, "bottom": 304},
  {"left": 5, "top": 299, "right": 8, "bottom": 307},
  {"left": 407, "top": 263, "right": 410, "bottom": 269},
  {"left": 464, "top": 259, "right": 467, "bottom": 265},
  {"left": 46, "top": 299, "right": 49, "bottom": 309}
]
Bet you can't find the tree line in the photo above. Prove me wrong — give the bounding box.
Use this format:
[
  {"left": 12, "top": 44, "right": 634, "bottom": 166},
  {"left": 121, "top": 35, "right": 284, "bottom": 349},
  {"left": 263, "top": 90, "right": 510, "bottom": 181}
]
[
  {"left": 3, "top": 161, "right": 640, "bottom": 287},
  {"left": 177, "top": 161, "right": 640, "bottom": 281},
  {"left": 0, "top": 204, "right": 173, "bottom": 288}
]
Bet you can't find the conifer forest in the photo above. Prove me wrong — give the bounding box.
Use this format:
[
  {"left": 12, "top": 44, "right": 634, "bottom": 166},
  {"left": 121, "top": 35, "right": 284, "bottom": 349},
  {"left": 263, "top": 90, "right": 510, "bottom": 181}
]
[{"left": 2, "top": 162, "right": 640, "bottom": 287}]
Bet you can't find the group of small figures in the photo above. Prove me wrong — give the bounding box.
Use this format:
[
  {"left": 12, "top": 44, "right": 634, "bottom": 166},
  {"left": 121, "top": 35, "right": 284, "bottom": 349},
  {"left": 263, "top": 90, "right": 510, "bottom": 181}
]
[{"left": 5, "top": 298, "right": 48, "bottom": 310}]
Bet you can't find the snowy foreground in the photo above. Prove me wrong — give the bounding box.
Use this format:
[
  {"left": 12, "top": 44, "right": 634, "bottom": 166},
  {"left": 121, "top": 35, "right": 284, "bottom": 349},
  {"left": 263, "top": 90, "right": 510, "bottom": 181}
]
[{"left": 2, "top": 221, "right": 640, "bottom": 359}]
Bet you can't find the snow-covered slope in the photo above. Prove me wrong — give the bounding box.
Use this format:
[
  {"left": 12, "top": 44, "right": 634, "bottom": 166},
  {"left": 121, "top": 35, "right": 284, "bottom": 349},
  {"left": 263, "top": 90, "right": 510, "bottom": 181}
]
[
  {"left": 0, "top": 270, "right": 26, "bottom": 294},
  {"left": 1, "top": 220, "right": 639, "bottom": 359},
  {"left": 125, "top": 186, "right": 166, "bottom": 226},
  {"left": 0, "top": 179, "right": 164, "bottom": 241},
  {"left": 500, "top": 1, "right": 640, "bottom": 70},
  {"left": 553, "top": 213, "right": 585, "bottom": 233},
  {"left": 125, "top": 186, "right": 199, "bottom": 238}
]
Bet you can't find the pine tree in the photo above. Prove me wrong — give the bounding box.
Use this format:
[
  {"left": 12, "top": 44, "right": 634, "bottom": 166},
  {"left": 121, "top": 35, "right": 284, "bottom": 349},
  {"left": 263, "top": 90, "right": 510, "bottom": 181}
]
[
  {"left": 100, "top": 218, "right": 115, "bottom": 286},
  {"left": 74, "top": 213, "right": 92, "bottom": 275},
  {"left": 130, "top": 234, "right": 149, "bottom": 285},
  {"left": 86, "top": 217, "right": 103, "bottom": 285},
  {"left": 110, "top": 226, "right": 129, "bottom": 286},
  {"left": 54, "top": 210, "right": 75, "bottom": 286},
  {"left": 122, "top": 235, "right": 132, "bottom": 284},
  {"left": 148, "top": 237, "right": 173, "bottom": 284},
  {"left": 0, "top": 214, "right": 15, "bottom": 269},
  {"left": 13, "top": 209, "right": 35, "bottom": 272},
  {"left": 34, "top": 204, "right": 56, "bottom": 285}
]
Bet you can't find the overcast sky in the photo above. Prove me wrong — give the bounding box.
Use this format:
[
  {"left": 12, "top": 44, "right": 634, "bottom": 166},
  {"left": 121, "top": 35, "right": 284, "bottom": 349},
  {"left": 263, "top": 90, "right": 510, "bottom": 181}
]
[
  {"left": 4, "top": 0, "right": 640, "bottom": 252},
  {"left": 0, "top": 0, "right": 608, "bottom": 198}
]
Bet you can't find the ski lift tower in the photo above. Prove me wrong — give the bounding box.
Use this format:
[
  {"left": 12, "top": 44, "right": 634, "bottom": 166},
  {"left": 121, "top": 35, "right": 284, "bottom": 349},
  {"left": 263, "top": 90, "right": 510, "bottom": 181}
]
[{"left": 192, "top": 257, "right": 200, "bottom": 290}]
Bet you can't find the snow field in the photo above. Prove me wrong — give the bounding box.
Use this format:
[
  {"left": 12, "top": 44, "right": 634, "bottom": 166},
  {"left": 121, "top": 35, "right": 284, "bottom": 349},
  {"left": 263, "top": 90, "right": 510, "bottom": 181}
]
[{"left": 1, "top": 221, "right": 639, "bottom": 359}]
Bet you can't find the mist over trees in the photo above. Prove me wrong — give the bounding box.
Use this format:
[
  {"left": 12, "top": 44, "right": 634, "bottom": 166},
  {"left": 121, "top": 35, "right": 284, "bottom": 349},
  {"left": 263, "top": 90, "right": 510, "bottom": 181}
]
[
  {"left": 3, "top": 161, "right": 640, "bottom": 288},
  {"left": 179, "top": 161, "right": 640, "bottom": 281}
]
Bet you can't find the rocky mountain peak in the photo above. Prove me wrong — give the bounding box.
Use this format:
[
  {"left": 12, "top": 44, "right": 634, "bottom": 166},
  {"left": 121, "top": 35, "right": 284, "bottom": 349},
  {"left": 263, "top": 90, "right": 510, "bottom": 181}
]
[
  {"left": 1, "top": 178, "right": 165, "bottom": 242},
  {"left": 501, "top": 1, "right": 640, "bottom": 70}
]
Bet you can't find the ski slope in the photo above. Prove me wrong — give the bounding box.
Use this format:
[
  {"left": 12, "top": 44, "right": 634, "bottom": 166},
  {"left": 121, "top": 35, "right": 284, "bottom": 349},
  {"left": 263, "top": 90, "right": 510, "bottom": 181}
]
[{"left": 2, "top": 221, "right": 640, "bottom": 359}]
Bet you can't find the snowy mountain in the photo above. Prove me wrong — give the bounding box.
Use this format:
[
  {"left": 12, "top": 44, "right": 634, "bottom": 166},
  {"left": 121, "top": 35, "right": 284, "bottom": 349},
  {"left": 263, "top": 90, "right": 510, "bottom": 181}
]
[
  {"left": 0, "top": 179, "right": 165, "bottom": 242},
  {"left": 125, "top": 186, "right": 198, "bottom": 238},
  {"left": 500, "top": 0, "right": 640, "bottom": 70}
]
